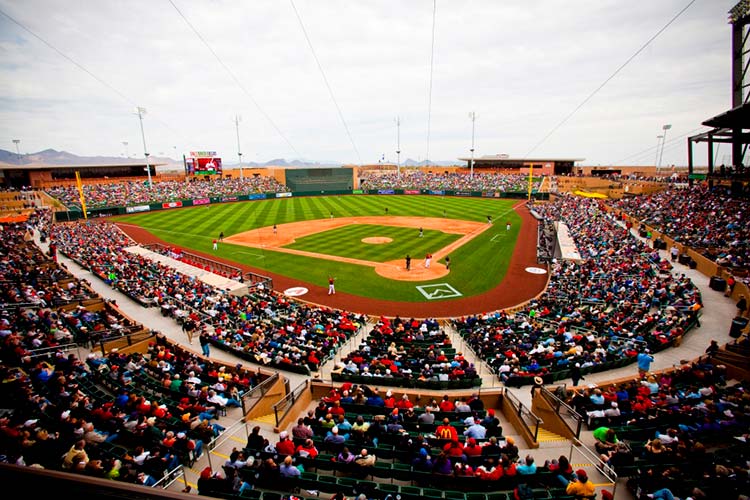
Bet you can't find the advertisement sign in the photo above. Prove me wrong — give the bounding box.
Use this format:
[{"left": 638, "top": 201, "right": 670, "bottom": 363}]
[
  {"left": 193, "top": 198, "right": 210, "bottom": 206},
  {"left": 126, "top": 205, "right": 151, "bottom": 214},
  {"left": 276, "top": 192, "right": 293, "bottom": 198},
  {"left": 194, "top": 157, "right": 222, "bottom": 175},
  {"left": 221, "top": 196, "right": 238, "bottom": 202},
  {"left": 429, "top": 190, "right": 445, "bottom": 195},
  {"left": 352, "top": 189, "right": 364, "bottom": 194},
  {"left": 482, "top": 192, "right": 500, "bottom": 198},
  {"left": 454, "top": 191, "right": 472, "bottom": 196},
  {"left": 248, "top": 193, "right": 267, "bottom": 200},
  {"left": 404, "top": 190, "right": 420, "bottom": 195},
  {"left": 186, "top": 152, "right": 222, "bottom": 175},
  {"left": 162, "top": 201, "right": 183, "bottom": 209},
  {"left": 377, "top": 189, "right": 395, "bottom": 195}
]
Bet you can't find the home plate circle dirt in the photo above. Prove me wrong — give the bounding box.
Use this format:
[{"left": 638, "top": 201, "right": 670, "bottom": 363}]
[{"left": 362, "top": 237, "right": 392, "bottom": 244}]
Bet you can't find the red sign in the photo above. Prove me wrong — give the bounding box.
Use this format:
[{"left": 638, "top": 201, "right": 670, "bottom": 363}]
[{"left": 162, "top": 201, "right": 183, "bottom": 209}]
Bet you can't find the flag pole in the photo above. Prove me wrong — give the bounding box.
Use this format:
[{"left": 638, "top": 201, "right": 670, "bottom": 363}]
[{"left": 75, "top": 171, "right": 88, "bottom": 220}]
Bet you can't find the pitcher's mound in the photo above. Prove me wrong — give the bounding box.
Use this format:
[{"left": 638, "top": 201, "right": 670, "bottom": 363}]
[{"left": 362, "top": 237, "right": 393, "bottom": 244}]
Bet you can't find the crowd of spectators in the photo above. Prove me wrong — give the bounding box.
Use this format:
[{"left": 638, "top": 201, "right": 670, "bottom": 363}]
[
  {"left": 50, "top": 221, "right": 365, "bottom": 375},
  {"left": 47, "top": 177, "right": 290, "bottom": 210},
  {"left": 0, "top": 213, "right": 260, "bottom": 487},
  {"left": 0, "top": 335, "right": 262, "bottom": 487},
  {"left": 331, "top": 316, "right": 480, "bottom": 387},
  {"left": 359, "top": 171, "right": 541, "bottom": 192},
  {"left": 565, "top": 358, "right": 750, "bottom": 499},
  {"left": 613, "top": 184, "right": 750, "bottom": 271},
  {"left": 455, "top": 195, "right": 703, "bottom": 385}
]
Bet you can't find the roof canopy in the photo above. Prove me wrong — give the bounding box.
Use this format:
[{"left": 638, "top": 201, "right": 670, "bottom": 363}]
[{"left": 701, "top": 103, "right": 749, "bottom": 129}]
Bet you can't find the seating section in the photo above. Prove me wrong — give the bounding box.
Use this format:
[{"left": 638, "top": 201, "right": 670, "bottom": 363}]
[
  {"left": 614, "top": 184, "right": 750, "bottom": 272},
  {"left": 51, "top": 221, "right": 366, "bottom": 375},
  {"left": 359, "top": 171, "right": 541, "bottom": 193},
  {"left": 47, "top": 177, "right": 290, "bottom": 210},
  {"left": 332, "top": 317, "right": 481, "bottom": 389},
  {"left": 455, "top": 195, "right": 703, "bottom": 386}
]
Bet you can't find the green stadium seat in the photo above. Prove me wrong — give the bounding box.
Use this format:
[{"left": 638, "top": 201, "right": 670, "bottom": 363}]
[
  {"left": 378, "top": 483, "right": 401, "bottom": 496},
  {"left": 399, "top": 485, "right": 423, "bottom": 500},
  {"left": 239, "top": 489, "right": 263, "bottom": 500},
  {"left": 335, "top": 477, "right": 358, "bottom": 496},
  {"left": 445, "top": 491, "right": 467, "bottom": 500},
  {"left": 422, "top": 487, "right": 444, "bottom": 500}
]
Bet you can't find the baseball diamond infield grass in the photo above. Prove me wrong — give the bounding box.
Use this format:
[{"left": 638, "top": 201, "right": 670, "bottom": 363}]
[
  {"left": 113, "top": 195, "right": 522, "bottom": 302},
  {"left": 284, "top": 224, "right": 462, "bottom": 262}
]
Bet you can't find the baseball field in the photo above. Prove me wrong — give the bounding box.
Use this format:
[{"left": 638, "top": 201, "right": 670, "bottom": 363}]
[{"left": 113, "top": 194, "right": 546, "bottom": 312}]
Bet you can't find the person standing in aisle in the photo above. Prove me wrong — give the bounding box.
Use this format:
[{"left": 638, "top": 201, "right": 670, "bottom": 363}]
[{"left": 199, "top": 330, "right": 211, "bottom": 357}]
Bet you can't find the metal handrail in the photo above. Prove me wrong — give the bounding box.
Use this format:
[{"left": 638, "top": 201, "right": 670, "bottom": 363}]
[
  {"left": 567, "top": 437, "right": 619, "bottom": 498},
  {"left": 539, "top": 386, "right": 584, "bottom": 438},
  {"left": 273, "top": 379, "right": 309, "bottom": 427},
  {"left": 152, "top": 464, "right": 188, "bottom": 491},
  {"left": 240, "top": 371, "right": 280, "bottom": 414},
  {"left": 28, "top": 342, "right": 80, "bottom": 359},
  {"left": 503, "top": 387, "right": 543, "bottom": 443}
]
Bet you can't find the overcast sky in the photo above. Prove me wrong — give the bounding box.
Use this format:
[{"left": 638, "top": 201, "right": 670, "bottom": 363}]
[{"left": 0, "top": 0, "right": 740, "bottom": 166}]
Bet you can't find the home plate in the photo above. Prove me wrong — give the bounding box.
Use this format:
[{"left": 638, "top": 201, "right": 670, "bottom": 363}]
[
  {"left": 525, "top": 267, "right": 547, "bottom": 274},
  {"left": 284, "top": 287, "right": 309, "bottom": 297}
]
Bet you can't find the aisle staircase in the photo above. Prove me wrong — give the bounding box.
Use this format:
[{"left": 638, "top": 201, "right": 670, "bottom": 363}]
[
  {"left": 536, "top": 427, "right": 569, "bottom": 445},
  {"left": 253, "top": 413, "right": 277, "bottom": 425}
]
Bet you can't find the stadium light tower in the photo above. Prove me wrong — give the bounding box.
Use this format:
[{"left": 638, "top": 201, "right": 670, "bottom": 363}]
[
  {"left": 12, "top": 139, "right": 21, "bottom": 164},
  {"left": 136, "top": 107, "right": 152, "bottom": 188},
  {"left": 235, "top": 115, "right": 243, "bottom": 180},
  {"left": 395, "top": 116, "right": 401, "bottom": 178},
  {"left": 658, "top": 124, "right": 672, "bottom": 175},
  {"left": 654, "top": 135, "right": 664, "bottom": 169},
  {"left": 469, "top": 112, "right": 476, "bottom": 179}
]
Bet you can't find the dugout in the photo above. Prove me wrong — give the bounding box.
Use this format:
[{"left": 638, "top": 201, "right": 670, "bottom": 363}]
[{"left": 284, "top": 167, "right": 354, "bottom": 192}]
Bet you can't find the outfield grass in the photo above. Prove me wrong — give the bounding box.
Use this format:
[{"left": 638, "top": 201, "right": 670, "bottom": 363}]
[
  {"left": 113, "top": 195, "right": 522, "bottom": 302},
  {"left": 284, "top": 224, "right": 462, "bottom": 263}
]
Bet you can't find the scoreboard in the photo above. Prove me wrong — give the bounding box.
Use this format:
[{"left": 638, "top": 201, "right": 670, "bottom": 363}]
[{"left": 185, "top": 151, "right": 222, "bottom": 176}]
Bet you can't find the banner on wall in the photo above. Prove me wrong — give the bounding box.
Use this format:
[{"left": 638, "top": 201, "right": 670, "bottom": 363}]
[
  {"left": 126, "top": 205, "right": 151, "bottom": 214},
  {"left": 162, "top": 201, "right": 183, "bottom": 209},
  {"left": 193, "top": 198, "right": 210, "bottom": 205}
]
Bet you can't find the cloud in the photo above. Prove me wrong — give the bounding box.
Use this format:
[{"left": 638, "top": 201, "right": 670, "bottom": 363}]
[{"left": 0, "top": 0, "right": 739, "bottom": 166}]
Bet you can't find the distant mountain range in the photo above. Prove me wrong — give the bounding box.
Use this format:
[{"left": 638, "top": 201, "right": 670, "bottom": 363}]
[{"left": 0, "top": 148, "right": 461, "bottom": 169}]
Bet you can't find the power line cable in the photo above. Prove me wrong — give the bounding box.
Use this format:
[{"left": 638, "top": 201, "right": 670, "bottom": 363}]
[
  {"left": 615, "top": 126, "right": 706, "bottom": 164},
  {"left": 289, "top": 0, "right": 361, "bottom": 164},
  {"left": 0, "top": 6, "right": 189, "bottom": 145},
  {"left": 426, "top": 0, "right": 437, "bottom": 164},
  {"left": 524, "top": 0, "right": 697, "bottom": 158},
  {"left": 168, "top": 0, "right": 301, "bottom": 158}
]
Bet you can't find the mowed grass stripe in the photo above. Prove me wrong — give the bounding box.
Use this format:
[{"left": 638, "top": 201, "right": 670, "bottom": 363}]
[
  {"left": 285, "top": 224, "right": 461, "bottom": 263},
  {"left": 113, "top": 195, "right": 523, "bottom": 301}
]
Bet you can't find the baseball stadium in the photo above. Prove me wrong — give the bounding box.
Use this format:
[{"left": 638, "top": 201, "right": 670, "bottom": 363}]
[{"left": 1, "top": 2, "right": 749, "bottom": 500}]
